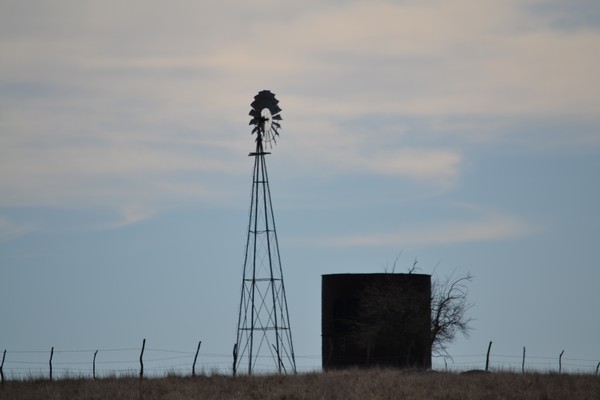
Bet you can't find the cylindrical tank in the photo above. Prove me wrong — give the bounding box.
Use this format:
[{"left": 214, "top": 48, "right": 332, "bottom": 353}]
[{"left": 322, "top": 273, "right": 431, "bottom": 369}]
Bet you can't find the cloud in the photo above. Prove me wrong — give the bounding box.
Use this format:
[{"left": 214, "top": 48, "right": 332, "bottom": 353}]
[
  {"left": 276, "top": 115, "right": 462, "bottom": 184},
  {"left": 0, "top": 0, "right": 598, "bottom": 211},
  {"left": 5, "top": 0, "right": 599, "bottom": 120},
  {"left": 317, "top": 214, "right": 534, "bottom": 248},
  {"left": 0, "top": 132, "right": 246, "bottom": 207},
  {"left": 359, "top": 148, "right": 461, "bottom": 182},
  {"left": 194, "top": 0, "right": 600, "bottom": 119},
  {"left": 0, "top": 216, "right": 35, "bottom": 242},
  {"left": 93, "top": 204, "right": 159, "bottom": 230}
]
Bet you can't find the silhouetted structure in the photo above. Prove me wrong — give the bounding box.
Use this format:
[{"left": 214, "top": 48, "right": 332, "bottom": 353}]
[
  {"left": 322, "top": 273, "right": 431, "bottom": 369},
  {"left": 234, "top": 91, "right": 296, "bottom": 375}
]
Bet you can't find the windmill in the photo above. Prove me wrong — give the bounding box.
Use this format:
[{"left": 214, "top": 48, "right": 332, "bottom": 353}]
[{"left": 233, "top": 90, "right": 296, "bottom": 375}]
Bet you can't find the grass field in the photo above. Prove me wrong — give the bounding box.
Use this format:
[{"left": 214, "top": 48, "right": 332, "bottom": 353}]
[{"left": 2, "top": 368, "right": 599, "bottom": 399}]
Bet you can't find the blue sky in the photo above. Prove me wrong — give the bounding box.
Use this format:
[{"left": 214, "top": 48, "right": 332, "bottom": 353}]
[{"left": 1, "top": 0, "right": 599, "bottom": 375}]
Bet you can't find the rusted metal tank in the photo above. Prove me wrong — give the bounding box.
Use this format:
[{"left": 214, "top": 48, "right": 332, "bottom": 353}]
[{"left": 322, "top": 273, "right": 431, "bottom": 369}]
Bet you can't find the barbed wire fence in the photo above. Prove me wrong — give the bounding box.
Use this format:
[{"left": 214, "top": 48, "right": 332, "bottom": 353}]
[
  {"left": 0, "top": 340, "right": 322, "bottom": 381},
  {"left": 432, "top": 353, "right": 599, "bottom": 374},
  {"left": 1, "top": 340, "right": 598, "bottom": 381}
]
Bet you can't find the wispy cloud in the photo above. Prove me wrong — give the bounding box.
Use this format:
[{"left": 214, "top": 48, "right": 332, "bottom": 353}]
[
  {"left": 1, "top": 0, "right": 598, "bottom": 213},
  {"left": 359, "top": 148, "right": 461, "bottom": 183},
  {"left": 197, "top": 0, "right": 600, "bottom": 118},
  {"left": 316, "top": 213, "right": 534, "bottom": 248},
  {"left": 93, "top": 204, "right": 159, "bottom": 230},
  {"left": 0, "top": 216, "right": 35, "bottom": 243},
  {"left": 279, "top": 119, "right": 462, "bottom": 184}
]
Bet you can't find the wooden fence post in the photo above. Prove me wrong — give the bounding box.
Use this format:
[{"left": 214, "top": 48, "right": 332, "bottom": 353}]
[
  {"left": 93, "top": 350, "right": 98, "bottom": 380},
  {"left": 522, "top": 347, "right": 526, "bottom": 374},
  {"left": 139, "top": 339, "right": 146, "bottom": 380},
  {"left": 192, "top": 341, "right": 202, "bottom": 377},
  {"left": 49, "top": 347, "right": 54, "bottom": 381},
  {"left": 1, "top": 349, "right": 6, "bottom": 384},
  {"left": 485, "top": 341, "right": 492, "bottom": 371},
  {"left": 559, "top": 350, "right": 564, "bottom": 374},
  {"left": 232, "top": 343, "right": 238, "bottom": 377},
  {"left": 596, "top": 362, "right": 599, "bottom": 376}
]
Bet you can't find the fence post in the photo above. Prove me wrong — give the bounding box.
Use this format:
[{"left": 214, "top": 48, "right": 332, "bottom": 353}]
[
  {"left": 1, "top": 349, "right": 6, "bottom": 384},
  {"left": 139, "top": 339, "right": 146, "bottom": 380},
  {"left": 232, "top": 343, "right": 238, "bottom": 376},
  {"left": 522, "top": 347, "right": 526, "bottom": 374},
  {"left": 596, "top": 362, "right": 599, "bottom": 376},
  {"left": 93, "top": 350, "right": 98, "bottom": 380},
  {"left": 559, "top": 350, "right": 564, "bottom": 374},
  {"left": 49, "top": 347, "right": 54, "bottom": 381},
  {"left": 485, "top": 341, "right": 492, "bottom": 372},
  {"left": 192, "top": 341, "right": 202, "bottom": 377}
]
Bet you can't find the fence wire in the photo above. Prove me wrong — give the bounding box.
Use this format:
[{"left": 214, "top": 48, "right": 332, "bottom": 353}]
[{"left": 1, "top": 346, "right": 598, "bottom": 380}]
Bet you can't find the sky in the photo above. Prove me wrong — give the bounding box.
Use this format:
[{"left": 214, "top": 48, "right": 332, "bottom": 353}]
[{"left": 1, "top": 0, "right": 599, "bottom": 376}]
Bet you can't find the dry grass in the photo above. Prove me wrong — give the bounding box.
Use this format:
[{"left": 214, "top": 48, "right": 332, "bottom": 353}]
[{"left": 2, "top": 369, "right": 599, "bottom": 400}]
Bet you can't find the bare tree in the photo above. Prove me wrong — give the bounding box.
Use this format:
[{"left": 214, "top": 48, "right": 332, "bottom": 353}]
[{"left": 430, "top": 271, "right": 474, "bottom": 356}]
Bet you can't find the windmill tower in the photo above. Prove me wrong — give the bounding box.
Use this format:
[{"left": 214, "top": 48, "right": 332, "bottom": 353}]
[{"left": 234, "top": 90, "right": 296, "bottom": 375}]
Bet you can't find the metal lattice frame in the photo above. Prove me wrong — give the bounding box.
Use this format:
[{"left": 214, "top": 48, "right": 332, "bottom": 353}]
[{"left": 234, "top": 91, "right": 296, "bottom": 375}]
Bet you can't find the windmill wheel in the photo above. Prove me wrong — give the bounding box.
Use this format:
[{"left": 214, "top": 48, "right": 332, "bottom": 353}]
[{"left": 249, "top": 90, "right": 282, "bottom": 147}]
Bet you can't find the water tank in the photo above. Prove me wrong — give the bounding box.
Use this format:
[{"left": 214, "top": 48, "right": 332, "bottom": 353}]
[{"left": 322, "top": 273, "right": 431, "bottom": 369}]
